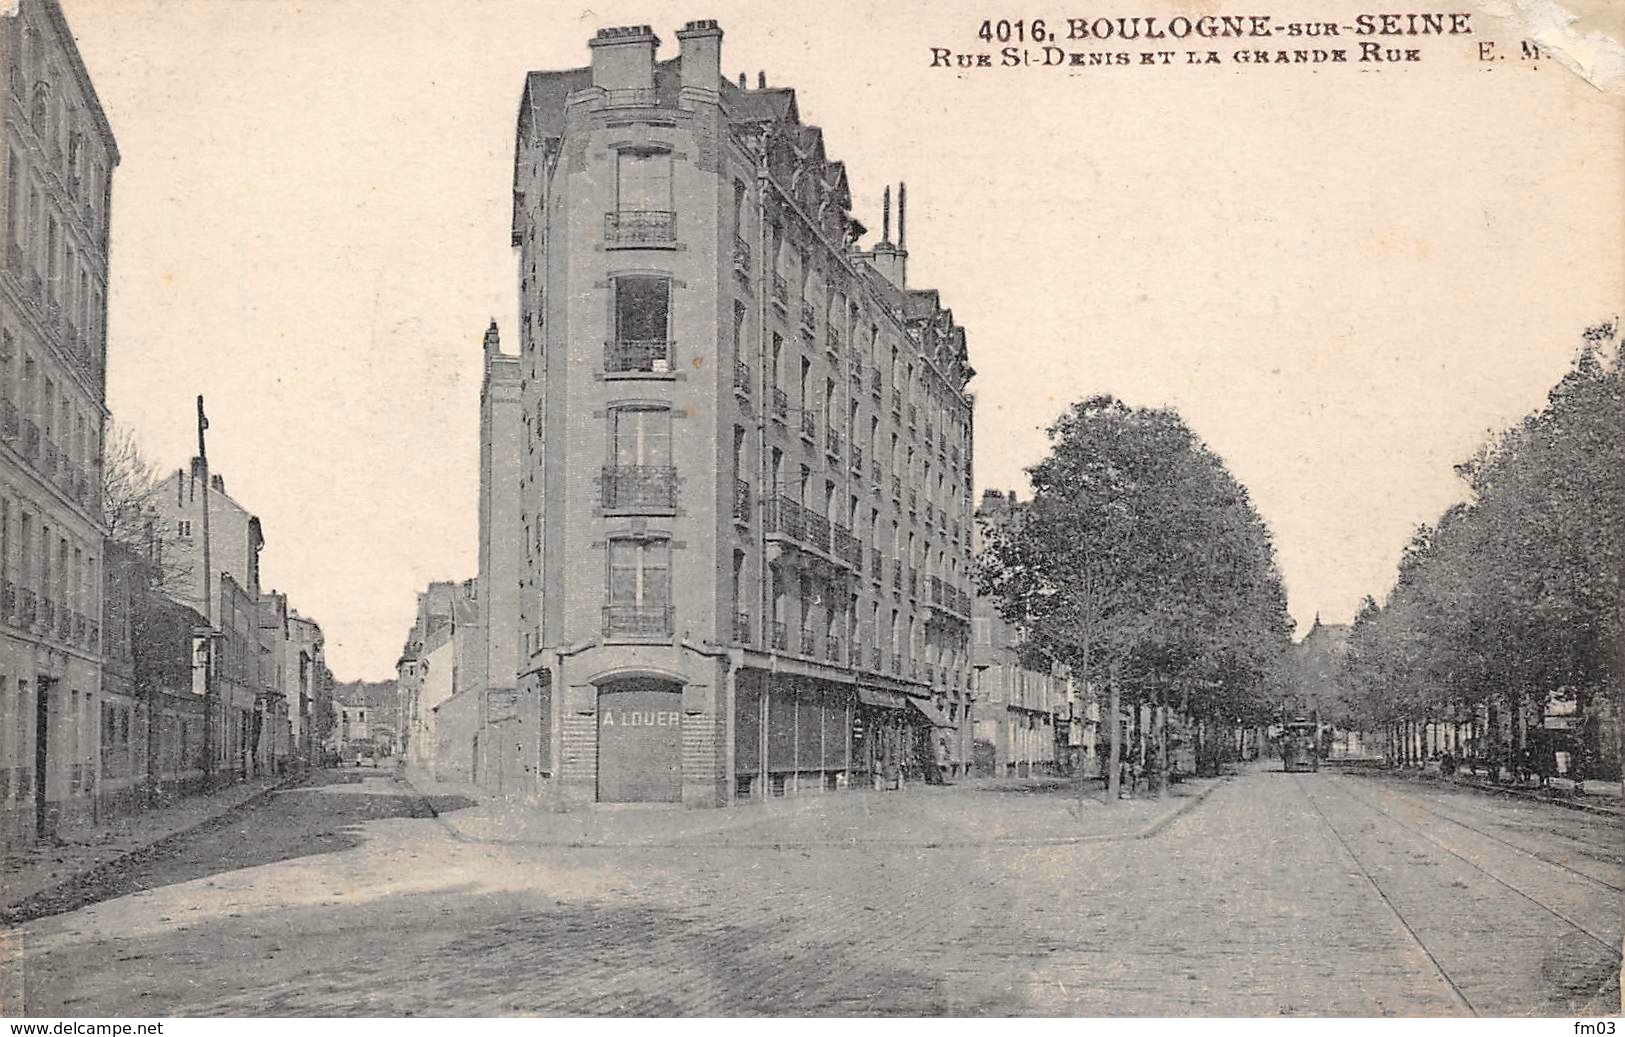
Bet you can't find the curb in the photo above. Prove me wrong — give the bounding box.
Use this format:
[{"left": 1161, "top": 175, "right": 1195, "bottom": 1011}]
[
  {"left": 1349, "top": 768, "right": 1622, "bottom": 819},
  {"left": 0, "top": 771, "right": 306, "bottom": 922},
  {"left": 394, "top": 770, "right": 1227, "bottom": 851}
]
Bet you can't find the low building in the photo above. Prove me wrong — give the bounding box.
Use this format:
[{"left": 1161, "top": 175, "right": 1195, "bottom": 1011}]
[{"left": 971, "top": 489, "right": 1096, "bottom": 779}]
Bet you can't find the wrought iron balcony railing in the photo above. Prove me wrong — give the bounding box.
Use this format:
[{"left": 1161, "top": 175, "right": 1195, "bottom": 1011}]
[
  {"left": 602, "top": 603, "right": 674, "bottom": 638},
  {"left": 771, "top": 273, "right": 789, "bottom": 307},
  {"left": 602, "top": 465, "right": 678, "bottom": 511},
  {"left": 799, "top": 410, "right": 817, "bottom": 441},
  {"left": 771, "top": 387, "right": 788, "bottom": 421},
  {"left": 733, "top": 478, "right": 752, "bottom": 523},
  {"left": 799, "top": 299, "right": 816, "bottom": 329},
  {"left": 800, "top": 625, "right": 818, "bottom": 656},
  {"left": 851, "top": 444, "right": 863, "bottom": 473},
  {"left": 732, "top": 235, "right": 752, "bottom": 277},
  {"left": 869, "top": 368, "right": 882, "bottom": 396},
  {"left": 832, "top": 524, "right": 858, "bottom": 568},
  {"left": 733, "top": 611, "right": 752, "bottom": 645},
  {"left": 825, "top": 428, "right": 842, "bottom": 458},
  {"left": 605, "top": 339, "right": 673, "bottom": 373},
  {"left": 803, "top": 509, "right": 831, "bottom": 551},
  {"left": 769, "top": 620, "right": 788, "bottom": 651},
  {"left": 733, "top": 359, "right": 751, "bottom": 395},
  {"left": 605, "top": 210, "right": 675, "bottom": 246},
  {"left": 765, "top": 496, "right": 804, "bottom": 540},
  {"left": 869, "top": 548, "right": 882, "bottom": 582}
]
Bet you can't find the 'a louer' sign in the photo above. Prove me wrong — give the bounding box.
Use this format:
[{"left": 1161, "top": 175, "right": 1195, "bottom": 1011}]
[{"left": 602, "top": 710, "right": 682, "bottom": 727}]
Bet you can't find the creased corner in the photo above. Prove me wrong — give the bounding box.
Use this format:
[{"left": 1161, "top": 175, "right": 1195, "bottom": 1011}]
[{"left": 1476, "top": 0, "right": 1625, "bottom": 94}]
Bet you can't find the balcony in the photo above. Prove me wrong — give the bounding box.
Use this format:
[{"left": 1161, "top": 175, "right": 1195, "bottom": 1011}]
[
  {"left": 0, "top": 582, "right": 12, "bottom": 624},
  {"left": 907, "top": 568, "right": 919, "bottom": 599},
  {"left": 890, "top": 388, "right": 901, "bottom": 414},
  {"left": 891, "top": 475, "right": 901, "bottom": 502},
  {"left": 825, "top": 428, "right": 842, "bottom": 458},
  {"left": 605, "top": 210, "right": 675, "bottom": 247},
  {"left": 732, "top": 235, "right": 752, "bottom": 278},
  {"left": 16, "top": 588, "right": 35, "bottom": 627},
  {"left": 41, "top": 437, "right": 58, "bottom": 477},
  {"left": 871, "top": 462, "right": 881, "bottom": 487},
  {"left": 38, "top": 597, "right": 54, "bottom": 634},
  {"left": 826, "top": 327, "right": 843, "bottom": 354},
  {"left": 925, "top": 502, "right": 934, "bottom": 527},
  {"left": 769, "top": 620, "right": 788, "bottom": 651},
  {"left": 1, "top": 398, "right": 18, "bottom": 442},
  {"left": 799, "top": 299, "right": 816, "bottom": 330},
  {"left": 799, "top": 410, "right": 817, "bottom": 442},
  {"left": 832, "top": 524, "right": 858, "bottom": 568},
  {"left": 86, "top": 619, "right": 99, "bottom": 648},
  {"left": 891, "top": 560, "right": 902, "bottom": 591},
  {"left": 733, "top": 478, "right": 752, "bottom": 524},
  {"left": 908, "top": 403, "right": 918, "bottom": 429},
  {"left": 803, "top": 509, "right": 831, "bottom": 552},
  {"left": 771, "top": 273, "right": 789, "bottom": 309},
  {"left": 924, "top": 420, "right": 934, "bottom": 442},
  {"left": 887, "top": 651, "right": 900, "bottom": 675},
  {"left": 733, "top": 611, "right": 752, "bottom": 645},
  {"left": 800, "top": 625, "right": 818, "bottom": 657},
  {"left": 850, "top": 369, "right": 863, "bottom": 396},
  {"left": 764, "top": 497, "right": 805, "bottom": 541},
  {"left": 851, "top": 444, "right": 863, "bottom": 473},
  {"left": 869, "top": 548, "right": 882, "bottom": 582},
  {"left": 908, "top": 487, "right": 917, "bottom": 512},
  {"left": 869, "top": 368, "right": 882, "bottom": 397},
  {"left": 73, "top": 612, "right": 85, "bottom": 643},
  {"left": 734, "top": 359, "right": 751, "bottom": 395},
  {"left": 602, "top": 465, "right": 677, "bottom": 511},
  {"left": 771, "top": 387, "right": 788, "bottom": 422},
  {"left": 826, "top": 635, "right": 843, "bottom": 664},
  {"left": 605, "top": 339, "right": 673, "bottom": 374},
  {"left": 602, "top": 603, "right": 674, "bottom": 639},
  {"left": 869, "top": 645, "right": 882, "bottom": 671}
]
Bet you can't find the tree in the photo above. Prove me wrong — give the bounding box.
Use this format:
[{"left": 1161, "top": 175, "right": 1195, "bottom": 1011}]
[
  {"left": 1339, "top": 322, "right": 1624, "bottom": 787},
  {"left": 977, "top": 396, "right": 1293, "bottom": 802},
  {"left": 100, "top": 421, "right": 190, "bottom": 592}
]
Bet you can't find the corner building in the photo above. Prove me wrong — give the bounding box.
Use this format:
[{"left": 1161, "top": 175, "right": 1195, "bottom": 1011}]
[
  {"left": 513, "top": 22, "right": 977, "bottom": 807},
  {"left": 0, "top": 0, "right": 116, "bottom": 845}
]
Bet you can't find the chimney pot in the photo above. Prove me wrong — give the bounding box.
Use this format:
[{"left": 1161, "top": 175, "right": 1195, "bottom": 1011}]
[{"left": 757, "top": 70, "right": 766, "bottom": 88}]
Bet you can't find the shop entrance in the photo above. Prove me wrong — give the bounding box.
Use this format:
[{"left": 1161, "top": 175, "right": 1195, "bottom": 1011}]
[{"left": 597, "top": 678, "right": 683, "bottom": 803}]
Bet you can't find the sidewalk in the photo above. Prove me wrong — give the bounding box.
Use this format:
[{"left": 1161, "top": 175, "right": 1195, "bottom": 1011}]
[
  {"left": 1359, "top": 765, "right": 1623, "bottom": 817},
  {"left": 0, "top": 772, "right": 296, "bottom": 916},
  {"left": 395, "top": 767, "right": 1223, "bottom": 849}
]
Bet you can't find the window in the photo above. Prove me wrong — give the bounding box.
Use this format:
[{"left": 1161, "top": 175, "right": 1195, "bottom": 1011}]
[
  {"left": 610, "top": 150, "right": 674, "bottom": 245},
  {"left": 616, "top": 149, "right": 672, "bottom": 213},
  {"left": 605, "top": 406, "right": 674, "bottom": 510},
  {"left": 605, "top": 537, "right": 672, "bottom": 636},
  {"left": 178, "top": 520, "right": 192, "bottom": 538},
  {"left": 608, "top": 276, "right": 671, "bottom": 372}
]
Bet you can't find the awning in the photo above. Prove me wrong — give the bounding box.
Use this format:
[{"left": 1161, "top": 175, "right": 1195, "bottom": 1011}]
[
  {"left": 856, "top": 686, "right": 909, "bottom": 710},
  {"left": 909, "top": 696, "right": 956, "bottom": 729}
]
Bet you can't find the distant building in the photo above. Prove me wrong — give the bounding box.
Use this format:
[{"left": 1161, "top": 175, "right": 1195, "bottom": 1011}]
[
  {"left": 0, "top": 0, "right": 120, "bottom": 847},
  {"left": 972, "top": 490, "right": 1097, "bottom": 778},
  {"left": 396, "top": 579, "right": 474, "bottom": 770},
  {"left": 509, "top": 22, "right": 976, "bottom": 807},
  {"left": 148, "top": 463, "right": 263, "bottom": 626},
  {"left": 329, "top": 680, "right": 395, "bottom": 755}
]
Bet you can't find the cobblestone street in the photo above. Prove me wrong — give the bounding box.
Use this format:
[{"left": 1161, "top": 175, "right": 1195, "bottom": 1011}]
[{"left": 6, "top": 767, "right": 1619, "bottom": 1016}]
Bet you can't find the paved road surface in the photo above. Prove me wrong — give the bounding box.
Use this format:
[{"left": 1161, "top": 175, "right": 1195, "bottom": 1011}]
[{"left": 7, "top": 767, "right": 1619, "bottom": 1015}]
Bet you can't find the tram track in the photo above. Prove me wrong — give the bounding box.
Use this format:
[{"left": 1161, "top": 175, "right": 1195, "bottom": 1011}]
[
  {"left": 1292, "top": 774, "right": 1480, "bottom": 1016},
  {"left": 1317, "top": 776, "right": 1623, "bottom": 960},
  {"left": 1340, "top": 775, "right": 1625, "bottom": 896}
]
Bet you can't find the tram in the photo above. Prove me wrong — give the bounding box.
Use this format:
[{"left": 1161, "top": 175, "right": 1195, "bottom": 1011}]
[{"left": 1281, "top": 718, "right": 1320, "bottom": 773}]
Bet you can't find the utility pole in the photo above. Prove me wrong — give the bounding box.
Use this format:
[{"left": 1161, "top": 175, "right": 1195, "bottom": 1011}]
[
  {"left": 1107, "top": 664, "right": 1122, "bottom": 801},
  {"left": 197, "top": 396, "right": 215, "bottom": 779}
]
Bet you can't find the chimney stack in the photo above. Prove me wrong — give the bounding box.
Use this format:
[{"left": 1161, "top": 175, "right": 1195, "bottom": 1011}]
[
  {"left": 482, "top": 319, "right": 501, "bottom": 360},
  {"left": 737, "top": 72, "right": 746, "bottom": 88},
  {"left": 881, "top": 185, "right": 891, "bottom": 244},
  {"left": 589, "top": 25, "right": 660, "bottom": 94},
  {"left": 757, "top": 70, "right": 766, "bottom": 88},
  {"left": 677, "top": 20, "right": 723, "bottom": 98}
]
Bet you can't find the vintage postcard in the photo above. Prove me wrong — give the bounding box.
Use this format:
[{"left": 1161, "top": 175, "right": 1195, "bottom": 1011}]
[{"left": 0, "top": 0, "right": 1620, "bottom": 1021}]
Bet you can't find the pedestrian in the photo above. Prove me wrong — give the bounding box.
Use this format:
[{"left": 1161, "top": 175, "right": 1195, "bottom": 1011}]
[{"left": 933, "top": 733, "right": 951, "bottom": 786}]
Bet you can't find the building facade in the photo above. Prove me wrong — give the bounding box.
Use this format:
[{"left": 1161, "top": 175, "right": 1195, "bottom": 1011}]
[
  {"left": 510, "top": 23, "right": 977, "bottom": 807},
  {"left": 0, "top": 0, "right": 117, "bottom": 847},
  {"left": 149, "top": 464, "right": 264, "bottom": 626},
  {"left": 972, "top": 489, "right": 1098, "bottom": 778}
]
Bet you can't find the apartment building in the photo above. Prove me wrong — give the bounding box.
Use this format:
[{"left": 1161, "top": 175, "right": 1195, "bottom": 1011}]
[
  {"left": 510, "top": 23, "right": 977, "bottom": 807},
  {"left": 0, "top": 0, "right": 116, "bottom": 846}
]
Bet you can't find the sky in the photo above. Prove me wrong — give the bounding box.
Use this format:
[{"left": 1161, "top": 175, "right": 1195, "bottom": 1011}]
[{"left": 60, "top": 0, "right": 1625, "bottom": 680}]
